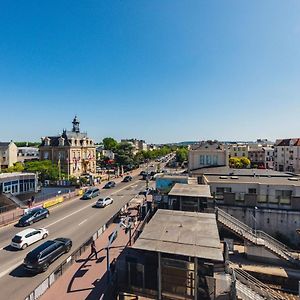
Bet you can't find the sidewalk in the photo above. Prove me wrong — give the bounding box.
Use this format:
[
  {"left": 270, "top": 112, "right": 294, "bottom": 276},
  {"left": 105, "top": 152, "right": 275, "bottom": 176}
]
[{"left": 41, "top": 208, "right": 140, "bottom": 300}]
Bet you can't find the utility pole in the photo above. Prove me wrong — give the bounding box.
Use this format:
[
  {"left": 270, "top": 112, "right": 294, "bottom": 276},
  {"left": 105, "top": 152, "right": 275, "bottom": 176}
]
[{"left": 146, "top": 159, "right": 149, "bottom": 189}]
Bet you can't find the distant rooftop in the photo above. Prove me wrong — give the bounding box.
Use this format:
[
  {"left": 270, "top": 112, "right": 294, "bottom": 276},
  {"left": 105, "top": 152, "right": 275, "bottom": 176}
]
[
  {"left": 0, "top": 172, "right": 36, "bottom": 180},
  {"left": 169, "top": 183, "right": 212, "bottom": 198},
  {"left": 204, "top": 174, "right": 300, "bottom": 186},
  {"left": 190, "top": 166, "right": 292, "bottom": 178},
  {"left": 133, "top": 209, "right": 223, "bottom": 261}
]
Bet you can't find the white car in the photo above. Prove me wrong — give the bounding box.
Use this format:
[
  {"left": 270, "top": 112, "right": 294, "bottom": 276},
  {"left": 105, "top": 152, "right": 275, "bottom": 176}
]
[
  {"left": 95, "top": 197, "right": 113, "bottom": 208},
  {"left": 11, "top": 228, "right": 49, "bottom": 250}
]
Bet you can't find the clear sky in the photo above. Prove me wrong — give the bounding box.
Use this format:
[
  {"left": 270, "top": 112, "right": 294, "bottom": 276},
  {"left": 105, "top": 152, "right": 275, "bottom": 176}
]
[{"left": 0, "top": 1, "right": 300, "bottom": 144}]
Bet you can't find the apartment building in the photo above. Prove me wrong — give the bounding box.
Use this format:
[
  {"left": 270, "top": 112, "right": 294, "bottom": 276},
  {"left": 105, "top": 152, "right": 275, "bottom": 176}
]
[
  {"left": 227, "top": 143, "right": 249, "bottom": 158},
  {"left": 188, "top": 141, "right": 228, "bottom": 172},
  {"left": 274, "top": 138, "right": 300, "bottom": 173},
  {"left": 0, "top": 141, "right": 18, "bottom": 170},
  {"left": 17, "top": 147, "right": 39, "bottom": 162},
  {"left": 121, "top": 138, "right": 148, "bottom": 154}
]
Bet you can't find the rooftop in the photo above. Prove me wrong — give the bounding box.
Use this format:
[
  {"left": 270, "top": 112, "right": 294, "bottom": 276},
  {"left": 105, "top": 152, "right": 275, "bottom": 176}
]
[
  {"left": 169, "top": 183, "right": 212, "bottom": 198},
  {"left": 0, "top": 172, "right": 36, "bottom": 180},
  {"left": 204, "top": 174, "right": 300, "bottom": 186},
  {"left": 190, "top": 166, "right": 292, "bottom": 178},
  {"left": 133, "top": 209, "right": 223, "bottom": 261}
]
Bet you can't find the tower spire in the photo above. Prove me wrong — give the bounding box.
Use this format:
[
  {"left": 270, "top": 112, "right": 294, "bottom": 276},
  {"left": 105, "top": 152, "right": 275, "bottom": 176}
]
[{"left": 72, "top": 115, "right": 80, "bottom": 133}]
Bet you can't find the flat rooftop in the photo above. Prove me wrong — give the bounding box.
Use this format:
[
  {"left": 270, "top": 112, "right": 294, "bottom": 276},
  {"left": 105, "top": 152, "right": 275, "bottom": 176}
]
[
  {"left": 133, "top": 209, "right": 223, "bottom": 261},
  {"left": 190, "top": 166, "right": 292, "bottom": 178},
  {"left": 0, "top": 172, "right": 36, "bottom": 180},
  {"left": 204, "top": 174, "right": 300, "bottom": 186},
  {"left": 169, "top": 183, "right": 212, "bottom": 198}
]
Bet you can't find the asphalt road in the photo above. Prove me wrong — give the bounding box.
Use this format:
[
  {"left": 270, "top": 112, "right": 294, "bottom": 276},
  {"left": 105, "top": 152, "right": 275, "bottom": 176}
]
[{"left": 0, "top": 175, "right": 149, "bottom": 300}]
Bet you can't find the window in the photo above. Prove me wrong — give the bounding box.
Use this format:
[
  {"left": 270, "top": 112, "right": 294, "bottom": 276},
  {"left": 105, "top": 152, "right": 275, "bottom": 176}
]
[
  {"left": 199, "top": 155, "right": 205, "bottom": 165},
  {"left": 248, "top": 188, "right": 257, "bottom": 194},
  {"left": 215, "top": 187, "right": 232, "bottom": 199},
  {"left": 206, "top": 155, "right": 211, "bottom": 165},
  {"left": 213, "top": 155, "right": 218, "bottom": 165},
  {"left": 275, "top": 190, "right": 292, "bottom": 204}
]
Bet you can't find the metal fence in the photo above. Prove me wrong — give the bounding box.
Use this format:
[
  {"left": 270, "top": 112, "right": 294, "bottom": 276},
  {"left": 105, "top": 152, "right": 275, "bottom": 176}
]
[{"left": 24, "top": 195, "right": 136, "bottom": 300}]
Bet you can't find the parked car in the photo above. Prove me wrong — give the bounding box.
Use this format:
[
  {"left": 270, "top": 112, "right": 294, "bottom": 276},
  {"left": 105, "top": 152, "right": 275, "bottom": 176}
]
[
  {"left": 140, "top": 171, "right": 147, "bottom": 176},
  {"left": 123, "top": 175, "right": 132, "bottom": 182},
  {"left": 18, "top": 208, "right": 50, "bottom": 227},
  {"left": 81, "top": 187, "right": 100, "bottom": 199},
  {"left": 11, "top": 228, "right": 49, "bottom": 250},
  {"left": 95, "top": 197, "right": 113, "bottom": 208},
  {"left": 103, "top": 181, "right": 116, "bottom": 189},
  {"left": 23, "top": 238, "right": 72, "bottom": 273}
]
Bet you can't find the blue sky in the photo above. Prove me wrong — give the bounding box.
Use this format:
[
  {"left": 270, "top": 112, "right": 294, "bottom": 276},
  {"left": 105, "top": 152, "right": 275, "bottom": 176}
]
[{"left": 0, "top": 1, "right": 300, "bottom": 144}]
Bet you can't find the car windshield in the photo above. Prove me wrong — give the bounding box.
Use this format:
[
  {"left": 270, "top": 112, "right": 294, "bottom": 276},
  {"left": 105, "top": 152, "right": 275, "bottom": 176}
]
[{"left": 12, "top": 235, "right": 22, "bottom": 243}]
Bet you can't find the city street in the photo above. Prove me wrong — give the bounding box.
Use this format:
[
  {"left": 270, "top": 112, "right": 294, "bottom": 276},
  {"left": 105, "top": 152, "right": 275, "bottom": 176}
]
[{"left": 0, "top": 175, "right": 149, "bottom": 300}]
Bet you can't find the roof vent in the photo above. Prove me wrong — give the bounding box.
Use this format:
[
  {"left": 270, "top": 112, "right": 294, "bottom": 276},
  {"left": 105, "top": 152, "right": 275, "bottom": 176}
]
[
  {"left": 231, "top": 176, "right": 239, "bottom": 179},
  {"left": 219, "top": 176, "right": 228, "bottom": 179},
  {"left": 288, "top": 177, "right": 299, "bottom": 181}
]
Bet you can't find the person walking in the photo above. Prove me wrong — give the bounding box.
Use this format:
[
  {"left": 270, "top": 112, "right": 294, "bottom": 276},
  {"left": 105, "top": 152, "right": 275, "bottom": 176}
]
[{"left": 90, "top": 240, "right": 98, "bottom": 260}]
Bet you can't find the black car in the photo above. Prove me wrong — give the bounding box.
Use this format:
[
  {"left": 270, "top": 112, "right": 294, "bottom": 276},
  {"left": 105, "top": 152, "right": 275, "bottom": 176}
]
[
  {"left": 18, "top": 208, "right": 50, "bottom": 227},
  {"left": 140, "top": 171, "right": 147, "bottom": 176},
  {"left": 123, "top": 175, "right": 132, "bottom": 182},
  {"left": 23, "top": 238, "right": 72, "bottom": 273},
  {"left": 103, "top": 181, "right": 116, "bottom": 189}
]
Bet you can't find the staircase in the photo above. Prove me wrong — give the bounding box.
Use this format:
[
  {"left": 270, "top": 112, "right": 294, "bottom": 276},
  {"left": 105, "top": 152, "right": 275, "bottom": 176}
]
[
  {"left": 226, "top": 263, "right": 286, "bottom": 300},
  {"left": 4, "top": 193, "right": 27, "bottom": 209},
  {"left": 216, "top": 208, "right": 300, "bottom": 265}
]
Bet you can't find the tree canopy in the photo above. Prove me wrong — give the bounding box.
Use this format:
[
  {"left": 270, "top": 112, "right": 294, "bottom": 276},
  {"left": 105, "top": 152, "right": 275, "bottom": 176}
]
[
  {"left": 229, "top": 157, "right": 251, "bottom": 169},
  {"left": 102, "top": 137, "right": 118, "bottom": 150}
]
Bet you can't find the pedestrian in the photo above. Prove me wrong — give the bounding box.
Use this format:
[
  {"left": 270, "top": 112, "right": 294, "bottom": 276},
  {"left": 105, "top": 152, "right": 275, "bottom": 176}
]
[
  {"left": 90, "top": 240, "right": 98, "bottom": 260},
  {"left": 110, "top": 258, "right": 116, "bottom": 275}
]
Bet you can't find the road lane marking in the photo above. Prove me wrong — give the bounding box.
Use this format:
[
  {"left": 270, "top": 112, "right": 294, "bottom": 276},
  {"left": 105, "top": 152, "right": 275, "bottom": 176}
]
[
  {"left": 78, "top": 219, "right": 87, "bottom": 226},
  {"left": 0, "top": 179, "right": 143, "bottom": 278}
]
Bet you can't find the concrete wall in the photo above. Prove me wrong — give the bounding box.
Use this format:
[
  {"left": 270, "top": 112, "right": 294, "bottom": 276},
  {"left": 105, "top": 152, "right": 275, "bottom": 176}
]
[{"left": 219, "top": 206, "right": 300, "bottom": 245}]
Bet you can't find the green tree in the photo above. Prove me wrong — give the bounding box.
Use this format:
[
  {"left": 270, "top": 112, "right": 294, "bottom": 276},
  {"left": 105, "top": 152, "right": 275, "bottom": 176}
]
[
  {"left": 229, "top": 157, "right": 250, "bottom": 169},
  {"left": 24, "top": 160, "right": 62, "bottom": 181},
  {"left": 176, "top": 147, "right": 188, "bottom": 164},
  {"left": 4, "top": 162, "right": 25, "bottom": 173},
  {"left": 102, "top": 137, "right": 118, "bottom": 150}
]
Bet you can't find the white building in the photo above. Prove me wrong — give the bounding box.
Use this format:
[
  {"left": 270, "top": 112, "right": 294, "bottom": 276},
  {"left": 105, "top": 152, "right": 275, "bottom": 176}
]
[
  {"left": 274, "top": 138, "right": 300, "bottom": 173},
  {"left": 17, "top": 147, "right": 39, "bottom": 162},
  {"left": 0, "top": 141, "right": 18, "bottom": 170},
  {"left": 188, "top": 141, "right": 228, "bottom": 172}
]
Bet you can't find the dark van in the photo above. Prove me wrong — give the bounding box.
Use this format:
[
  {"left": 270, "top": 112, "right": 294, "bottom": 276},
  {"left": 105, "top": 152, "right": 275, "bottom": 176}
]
[{"left": 81, "top": 188, "right": 100, "bottom": 200}]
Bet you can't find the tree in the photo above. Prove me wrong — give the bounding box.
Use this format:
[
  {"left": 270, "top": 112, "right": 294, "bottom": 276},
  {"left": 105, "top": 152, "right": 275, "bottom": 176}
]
[
  {"left": 4, "top": 162, "right": 25, "bottom": 173},
  {"left": 229, "top": 157, "right": 250, "bottom": 169},
  {"left": 240, "top": 157, "right": 251, "bottom": 168},
  {"left": 24, "top": 160, "right": 63, "bottom": 181},
  {"left": 102, "top": 137, "right": 118, "bottom": 150},
  {"left": 176, "top": 147, "right": 188, "bottom": 164}
]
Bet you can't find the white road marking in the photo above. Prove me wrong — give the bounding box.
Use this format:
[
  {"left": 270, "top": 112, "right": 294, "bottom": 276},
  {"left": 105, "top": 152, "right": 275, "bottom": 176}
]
[
  {"left": 0, "top": 179, "right": 142, "bottom": 279},
  {"left": 78, "top": 219, "right": 87, "bottom": 226},
  {"left": 0, "top": 260, "right": 23, "bottom": 279}
]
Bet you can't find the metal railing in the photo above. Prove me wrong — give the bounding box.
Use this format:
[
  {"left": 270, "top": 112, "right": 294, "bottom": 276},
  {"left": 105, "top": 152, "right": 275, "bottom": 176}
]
[
  {"left": 226, "top": 262, "right": 285, "bottom": 300},
  {"left": 217, "top": 208, "right": 299, "bottom": 263},
  {"left": 24, "top": 194, "right": 138, "bottom": 300}
]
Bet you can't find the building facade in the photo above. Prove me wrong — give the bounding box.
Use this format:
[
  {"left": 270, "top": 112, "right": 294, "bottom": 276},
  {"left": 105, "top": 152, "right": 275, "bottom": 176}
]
[
  {"left": 227, "top": 143, "right": 249, "bottom": 158},
  {"left": 0, "top": 141, "right": 18, "bottom": 170},
  {"left": 17, "top": 147, "right": 39, "bottom": 162},
  {"left": 0, "top": 172, "right": 37, "bottom": 195},
  {"left": 274, "top": 138, "right": 300, "bottom": 173},
  {"left": 39, "top": 116, "right": 96, "bottom": 178},
  {"left": 188, "top": 141, "right": 228, "bottom": 172}
]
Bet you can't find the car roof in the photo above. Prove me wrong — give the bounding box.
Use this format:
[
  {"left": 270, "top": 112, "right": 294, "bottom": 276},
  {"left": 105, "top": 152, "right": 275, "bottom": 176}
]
[{"left": 15, "top": 228, "right": 38, "bottom": 236}]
